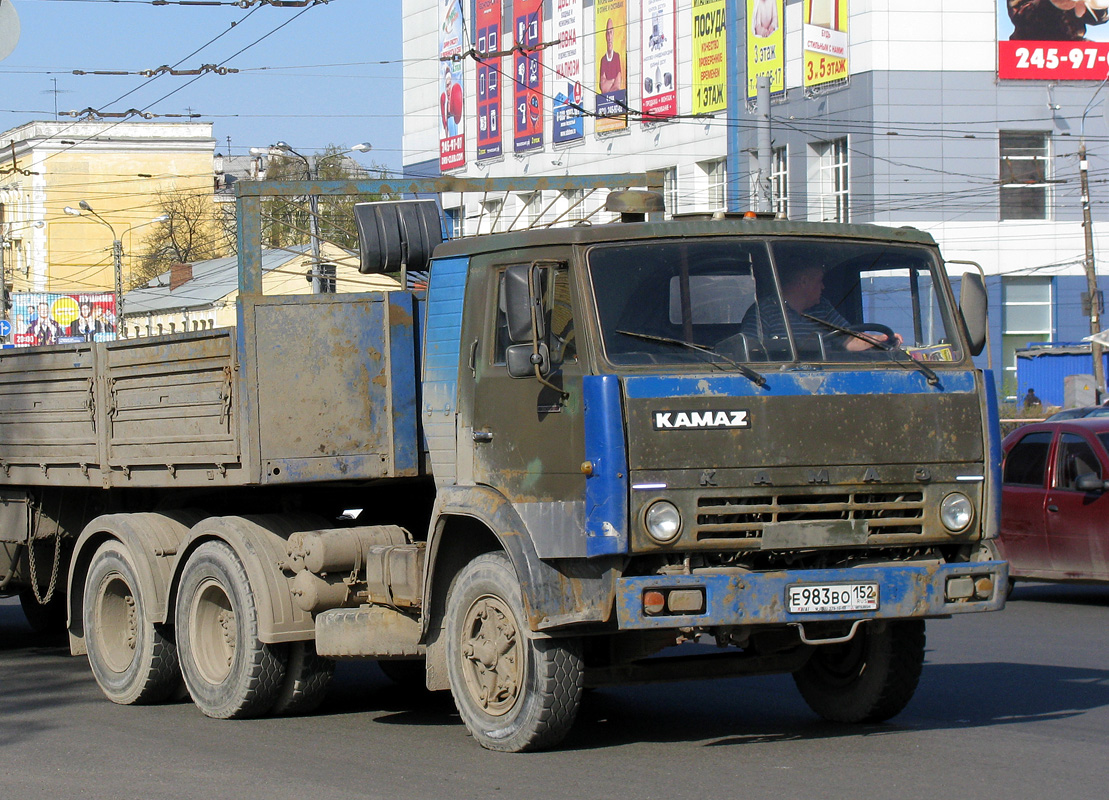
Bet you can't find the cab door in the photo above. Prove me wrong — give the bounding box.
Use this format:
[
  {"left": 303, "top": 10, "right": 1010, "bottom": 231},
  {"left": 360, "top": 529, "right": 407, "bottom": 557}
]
[
  {"left": 1000, "top": 430, "right": 1053, "bottom": 575},
  {"left": 1045, "top": 431, "right": 1109, "bottom": 579},
  {"left": 459, "top": 252, "right": 587, "bottom": 557}
]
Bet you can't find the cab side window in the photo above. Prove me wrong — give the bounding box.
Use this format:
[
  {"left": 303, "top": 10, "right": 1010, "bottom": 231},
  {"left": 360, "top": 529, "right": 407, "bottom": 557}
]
[
  {"left": 493, "top": 264, "right": 576, "bottom": 366},
  {"left": 1003, "top": 431, "right": 1053, "bottom": 487},
  {"left": 1054, "top": 433, "right": 1101, "bottom": 490}
]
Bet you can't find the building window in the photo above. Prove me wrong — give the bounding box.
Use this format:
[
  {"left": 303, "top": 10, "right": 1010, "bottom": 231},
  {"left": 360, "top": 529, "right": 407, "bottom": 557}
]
[
  {"left": 318, "top": 263, "right": 337, "bottom": 293},
  {"left": 811, "top": 138, "right": 848, "bottom": 222},
  {"left": 700, "top": 159, "right": 726, "bottom": 211},
  {"left": 771, "top": 146, "right": 789, "bottom": 218},
  {"left": 562, "top": 189, "right": 586, "bottom": 223},
  {"left": 663, "top": 167, "right": 678, "bottom": 217},
  {"left": 444, "top": 207, "right": 464, "bottom": 238},
  {"left": 1000, "top": 131, "right": 1050, "bottom": 221},
  {"left": 480, "top": 198, "right": 503, "bottom": 233},
  {"left": 523, "top": 192, "right": 543, "bottom": 228},
  {"left": 1002, "top": 277, "right": 1053, "bottom": 398}
]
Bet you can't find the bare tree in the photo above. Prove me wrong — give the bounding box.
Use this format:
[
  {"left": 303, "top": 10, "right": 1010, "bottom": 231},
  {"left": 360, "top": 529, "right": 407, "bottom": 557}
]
[
  {"left": 131, "top": 189, "right": 233, "bottom": 288},
  {"left": 262, "top": 144, "right": 389, "bottom": 253}
]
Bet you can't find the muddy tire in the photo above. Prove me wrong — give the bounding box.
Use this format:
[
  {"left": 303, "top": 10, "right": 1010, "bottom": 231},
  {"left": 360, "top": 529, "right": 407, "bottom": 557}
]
[
  {"left": 19, "top": 589, "right": 67, "bottom": 635},
  {"left": 445, "top": 552, "right": 583, "bottom": 752},
  {"left": 272, "top": 641, "right": 333, "bottom": 715},
  {"left": 175, "top": 541, "right": 286, "bottom": 719},
  {"left": 793, "top": 619, "right": 925, "bottom": 724},
  {"left": 83, "top": 541, "right": 181, "bottom": 705}
]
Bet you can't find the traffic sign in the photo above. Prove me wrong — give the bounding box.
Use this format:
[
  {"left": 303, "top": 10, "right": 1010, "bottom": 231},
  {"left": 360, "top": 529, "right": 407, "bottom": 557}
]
[{"left": 0, "top": 319, "right": 11, "bottom": 337}]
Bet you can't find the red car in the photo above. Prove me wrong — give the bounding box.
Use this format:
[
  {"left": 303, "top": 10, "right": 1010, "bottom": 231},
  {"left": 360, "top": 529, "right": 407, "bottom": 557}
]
[{"left": 1000, "top": 417, "right": 1109, "bottom": 586}]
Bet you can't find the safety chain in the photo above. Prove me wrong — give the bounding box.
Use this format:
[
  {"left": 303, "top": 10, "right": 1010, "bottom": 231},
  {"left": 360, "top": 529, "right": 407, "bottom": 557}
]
[{"left": 27, "top": 499, "right": 64, "bottom": 606}]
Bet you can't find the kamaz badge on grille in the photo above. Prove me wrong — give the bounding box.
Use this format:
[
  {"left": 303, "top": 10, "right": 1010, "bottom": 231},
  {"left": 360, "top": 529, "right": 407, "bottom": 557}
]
[{"left": 653, "top": 410, "right": 750, "bottom": 430}]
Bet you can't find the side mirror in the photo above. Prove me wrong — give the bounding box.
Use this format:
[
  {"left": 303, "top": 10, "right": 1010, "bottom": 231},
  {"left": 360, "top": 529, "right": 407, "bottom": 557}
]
[
  {"left": 506, "top": 342, "right": 550, "bottom": 378},
  {"left": 502, "top": 264, "right": 545, "bottom": 343},
  {"left": 959, "top": 271, "right": 988, "bottom": 357},
  {"left": 1075, "top": 473, "right": 1107, "bottom": 493}
]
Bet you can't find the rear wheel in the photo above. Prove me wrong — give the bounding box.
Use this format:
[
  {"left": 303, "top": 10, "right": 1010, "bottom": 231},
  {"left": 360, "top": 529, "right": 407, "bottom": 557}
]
[
  {"left": 445, "top": 552, "right": 583, "bottom": 752},
  {"left": 272, "top": 641, "right": 333, "bottom": 715},
  {"left": 793, "top": 619, "right": 925, "bottom": 723},
  {"left": 175, "top": 541, "right": 286, "bottom": 719},
  {"left": 83, "top": 541, "right": 181, "bottom": 705}
]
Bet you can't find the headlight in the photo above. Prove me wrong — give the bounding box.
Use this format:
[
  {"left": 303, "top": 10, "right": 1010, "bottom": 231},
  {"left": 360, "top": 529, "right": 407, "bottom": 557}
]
[
  {"left": 645, "top": 501, "right": 682, "bottom": 543},
  {"left": 940, "top": 493, "right": 973, "bottom": 533}
]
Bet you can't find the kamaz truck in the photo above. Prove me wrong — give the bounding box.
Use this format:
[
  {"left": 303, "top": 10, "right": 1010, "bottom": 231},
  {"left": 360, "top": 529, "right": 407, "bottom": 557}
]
[{"left": 0, "top": 174, "right": 1006, "bottom": 751}]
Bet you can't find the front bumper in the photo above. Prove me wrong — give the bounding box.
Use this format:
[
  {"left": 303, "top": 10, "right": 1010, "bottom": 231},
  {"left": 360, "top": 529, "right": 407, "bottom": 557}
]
[{"left": 614, "top": 559, "right": 1008, "bottom": 630}]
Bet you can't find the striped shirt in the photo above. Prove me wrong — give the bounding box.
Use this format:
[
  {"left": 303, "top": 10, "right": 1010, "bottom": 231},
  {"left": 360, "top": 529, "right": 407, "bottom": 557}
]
[{"left": 741, "top": 297, "right": 850, "bottom": 348}]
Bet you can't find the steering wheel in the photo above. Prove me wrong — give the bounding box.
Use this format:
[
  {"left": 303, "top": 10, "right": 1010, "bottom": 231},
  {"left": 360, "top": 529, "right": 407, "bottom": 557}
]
[{"left": 848, "top": 323, "right": 896, "bottom": 348}]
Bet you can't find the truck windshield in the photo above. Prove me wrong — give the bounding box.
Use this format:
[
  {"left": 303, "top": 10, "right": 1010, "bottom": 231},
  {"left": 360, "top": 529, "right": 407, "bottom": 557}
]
[{"left": 587, "top": 237, "right": 962, "bottom": 367}]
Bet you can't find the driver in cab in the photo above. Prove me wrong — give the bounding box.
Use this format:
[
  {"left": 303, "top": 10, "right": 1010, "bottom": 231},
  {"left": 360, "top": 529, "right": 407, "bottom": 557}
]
[{"left": 742, "top": 263, "right": 902, "bottom": 352}]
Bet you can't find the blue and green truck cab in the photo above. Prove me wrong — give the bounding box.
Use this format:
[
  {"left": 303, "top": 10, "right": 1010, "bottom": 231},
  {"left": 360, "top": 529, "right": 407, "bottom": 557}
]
[{"left": 0, "top": 177, "right": 1005, "bottom": 751}]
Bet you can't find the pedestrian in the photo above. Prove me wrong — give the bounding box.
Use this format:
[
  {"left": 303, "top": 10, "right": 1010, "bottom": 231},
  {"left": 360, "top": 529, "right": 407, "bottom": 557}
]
[{"left": 1024, "top": 387, "right": 1043, "bottom": 411}]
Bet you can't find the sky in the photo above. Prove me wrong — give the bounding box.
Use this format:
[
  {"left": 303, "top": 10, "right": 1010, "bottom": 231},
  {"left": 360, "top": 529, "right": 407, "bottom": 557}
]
[{"left": 0, "top": 0, "right": 404, "bottom": 172}]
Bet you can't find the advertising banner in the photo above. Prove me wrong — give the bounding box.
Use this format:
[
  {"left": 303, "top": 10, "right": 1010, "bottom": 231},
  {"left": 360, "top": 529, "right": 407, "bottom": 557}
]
[
  {"left": 553, "top": 0, "right": 585, "bottom": 145},
  {"left": 746, "top": 0, "right": 784, "bottom": 100},
  {"left": 802, "top": 0, "right": 848, "bottom": 89},
  {"left": 475, "top": 0, "right": 503, "bottom": 161},
  {"left": 999, "top": 0, "right": 1109, "bottom": 80},
  {"left": 595, "top": 0, "right": 629, "bottom": 133},
  {"left": 513, "top": 0, "right": 544, "bottom": 153},
  {"left": 439, "top": 0, "right": 466, "bottom": 172},
  {"left": 641, "top": 0, "right": 678, "bottom": 121},
  {"left": 12, "top": 292, "right": 116, "bottom": 348},
  {"left": 692, "top": 0, "right": 727, "bottom": 115}
]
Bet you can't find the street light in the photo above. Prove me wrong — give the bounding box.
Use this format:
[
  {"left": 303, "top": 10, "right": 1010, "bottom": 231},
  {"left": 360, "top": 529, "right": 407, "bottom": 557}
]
[{"left": 65, "top": 202, "right": 123, "bottom": 327}]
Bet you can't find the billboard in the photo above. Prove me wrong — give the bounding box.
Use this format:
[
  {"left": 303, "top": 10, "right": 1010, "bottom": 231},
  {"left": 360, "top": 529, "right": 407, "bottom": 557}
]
[
  {"left": 11, "top": 292, "right": 117, "bottom": 348},
  {"left": 439, "top": 0, "right": 466, "bottom": 172},
  {"left": 747, "top": 0, "right": 784, "bottom": 101},
  {"left": 692, "top": 0, "right": 727, "bottom": 115},
  {"left": 513, "top": 0, "right": 544, "bottom": 152},
  {"left": 595, "top": 0, "right": 629, "bottom": 133},
  {"left": 641, "top": 0, "right": 678, "bottom": 121},
  {"left": 475, "top": 0, "right": 503, "bottom": 161},
  {"left": 553, "top": 0, "right": 585, "bottom": 145},
  {"left": 803, "top": 0, "right": 848, "bottom": 89},
  {"left": 999, "top": 0, "right": 1109, "bottom": 79}
]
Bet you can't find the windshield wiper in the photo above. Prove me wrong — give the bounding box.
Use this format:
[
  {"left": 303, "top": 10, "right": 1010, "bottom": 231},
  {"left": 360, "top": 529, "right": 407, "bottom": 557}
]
[
  {"left": 616, "top": 329, "right": 768, "bottom": 387},
  {"left": 798, "top": 312, "right": 941, "bottom": 387}
]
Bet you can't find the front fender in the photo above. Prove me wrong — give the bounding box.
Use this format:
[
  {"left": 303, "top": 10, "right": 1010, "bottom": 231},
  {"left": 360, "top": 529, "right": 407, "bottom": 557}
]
[{"left": 426, "top": 485, "right": 620, "bottom": 634}]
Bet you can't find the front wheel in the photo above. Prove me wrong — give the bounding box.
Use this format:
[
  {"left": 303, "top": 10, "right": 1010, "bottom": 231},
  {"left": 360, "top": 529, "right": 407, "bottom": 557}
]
[
  {"left": 793, "top": 619, "right": 925, "bottom": 723},
  {"left": 445, "top": 552, "right": 584, "bottom": 752},
  {"left": 175, "top": 541, "right": 287, "bottom": 719}
]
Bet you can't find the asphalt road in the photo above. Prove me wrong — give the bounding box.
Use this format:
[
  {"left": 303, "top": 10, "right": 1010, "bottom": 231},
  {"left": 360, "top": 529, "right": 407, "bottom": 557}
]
[{"left": 1, "top": 583, "right": 1107, "bottom": 800}]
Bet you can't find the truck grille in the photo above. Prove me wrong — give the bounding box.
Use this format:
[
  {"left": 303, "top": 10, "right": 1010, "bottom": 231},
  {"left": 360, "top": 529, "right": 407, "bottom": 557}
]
[{"left": 695, "top": 490, "right": 925, "bottom": 543}]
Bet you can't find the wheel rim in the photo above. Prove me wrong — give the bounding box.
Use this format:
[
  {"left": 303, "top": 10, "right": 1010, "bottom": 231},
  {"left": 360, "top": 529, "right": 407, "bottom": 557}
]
[
  {"left": 190, "top": 577, "right": 237, "bottom": 686},
  {"left": 459, "top": 593, "right": 523, "bottom": 717},
  {"left": 95, "top": 573, "right": 138, "bottom": 674}
]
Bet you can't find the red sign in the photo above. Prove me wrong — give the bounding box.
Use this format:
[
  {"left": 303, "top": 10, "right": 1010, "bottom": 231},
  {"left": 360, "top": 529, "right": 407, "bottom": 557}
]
[{"left": 999, "top": 40, "right": 1109, "bottom": 80}]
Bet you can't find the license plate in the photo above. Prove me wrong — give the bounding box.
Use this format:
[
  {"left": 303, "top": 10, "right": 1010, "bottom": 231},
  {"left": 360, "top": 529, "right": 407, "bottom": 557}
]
[{"left": 787, "top": 583, "right": 879, "bottom": 613}]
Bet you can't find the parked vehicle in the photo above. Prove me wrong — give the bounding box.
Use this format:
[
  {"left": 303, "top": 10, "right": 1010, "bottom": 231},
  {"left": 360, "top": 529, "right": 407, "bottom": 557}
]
[
  {"left": 0, "top": 175, "right": 1007, "bottom": 751},
  {"left": 1044, "top": 405, "right": 1109, "bottom": 421},
  {"left": 1000, "top": 417, "right": 1109, "bottom": 585}
]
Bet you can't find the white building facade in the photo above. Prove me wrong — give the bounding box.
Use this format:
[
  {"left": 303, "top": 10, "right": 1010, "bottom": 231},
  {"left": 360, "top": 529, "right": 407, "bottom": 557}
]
[{"left": 403, "top": 0, "right": 1109, "bottom": 401}]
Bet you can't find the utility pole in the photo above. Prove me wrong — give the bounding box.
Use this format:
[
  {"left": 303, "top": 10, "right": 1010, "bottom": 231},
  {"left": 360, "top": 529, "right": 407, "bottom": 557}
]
[
  {"left": 0, "top": 229, "right": 7, "bottom": 345},
  {"left": 1079, "top": 141, "right": 1105, "bottom": 402},
  {"left": 112, "top": 237, "right": 123, "bottom": 328},
  {"left": 756, "top": 76, "right": 773, "bottom": 213}
]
